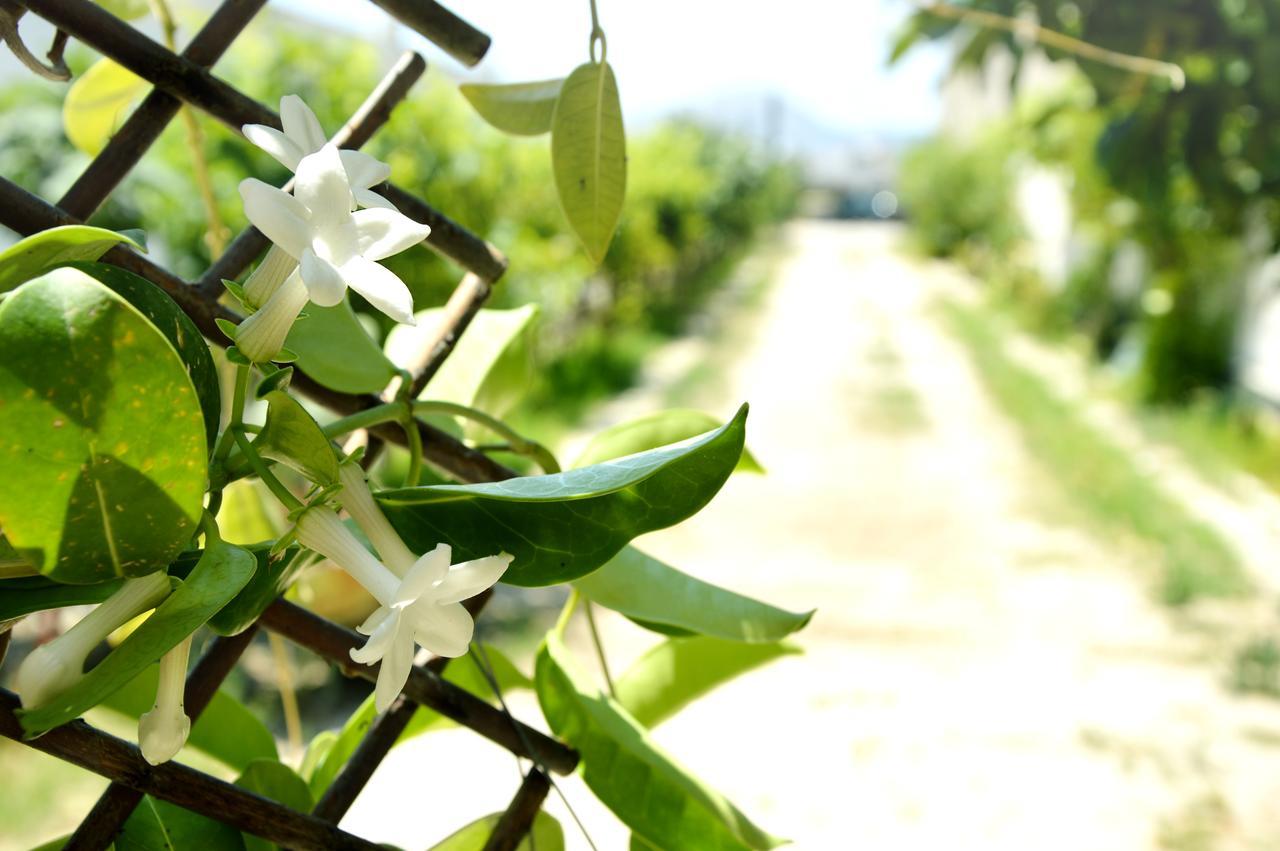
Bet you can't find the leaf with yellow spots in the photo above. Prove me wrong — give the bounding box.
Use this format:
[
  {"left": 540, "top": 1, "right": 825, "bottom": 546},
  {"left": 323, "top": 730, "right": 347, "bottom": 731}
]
[{"left": 0, "top": 274, "right": 208, "bottom": 583}]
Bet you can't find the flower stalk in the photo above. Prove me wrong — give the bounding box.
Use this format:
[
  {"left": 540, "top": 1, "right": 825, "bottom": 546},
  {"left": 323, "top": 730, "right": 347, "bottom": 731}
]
[
  {"left": 138, "top": 634, "right": 193, "bottom": 765},
  {"left": 13, "top": 573, "right": 171, "bottom": 708}
]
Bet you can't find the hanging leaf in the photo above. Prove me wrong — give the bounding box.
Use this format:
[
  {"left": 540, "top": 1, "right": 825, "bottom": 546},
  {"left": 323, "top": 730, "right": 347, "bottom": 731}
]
[
  {"left": 551, "top": 61, "right": 626, "bottom": 264},
  {"left": 0, "top": 274, "right": 208, "bottom": 583},
  {"left": 285, "top": 300, "right": 396, "bottom": 395},
  {"left": 378, "top": 405, "right": 747, "bottom": 586},
  {"left": 17, "top": 537, "right": 256, "bottom": 736},
  {"left": 427, "top": 810, "right": 564, "bottom": 851},
  {"left": 574, "top": 547, "right": 813, "bottom": 642},
  {"left": 69, "top": 262, "right": 221, "bottom": 455},
  {"left": 97, "top": 664, "right": 278, "bottom": 772},
  {"left": 0, "top": 575, "right": 123, "bottom": 626},
  {"left": 234, "top": 759, "right": 314, "bottom": 851},
  {"left": 254, "top": 390, "right": 340, "bottom": 486},
  {"left": 460, "top": 78, "right": 563, "bottom": 136},
  {"left": 63, "top": 57, "right": 150, "bottom": 155},
  {"left": 0, "top": 225, "right": 143, "bottom": 294},
  {"left": 536, "top": 630, "right": 784, "bottom": 850},
  {"left": 614, "top": 638, "right": 800, "bottom": 728},
  {"left": 115, "top": 795, "right": 245, "bottom": 851},
  {"left": 574, "top": 409, "right": 764, "bottom": 473},
  {"left": 207, "top": 546, "right": 305, "bottom": 636},
  {"left": 307, "top": 645, "right": 531, "bottom": 796}
]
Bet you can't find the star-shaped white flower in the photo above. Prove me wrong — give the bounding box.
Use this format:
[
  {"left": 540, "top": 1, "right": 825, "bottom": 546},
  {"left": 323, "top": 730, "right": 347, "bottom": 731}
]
[
  {"left": 239, "top": 143, "right": 429, "bottom": 324},
  {"left": 352, "top": 543, "right": 512, "bottom": 711},
  {"left": 243, "top": 94, "right": 396, "bottom": 210}
]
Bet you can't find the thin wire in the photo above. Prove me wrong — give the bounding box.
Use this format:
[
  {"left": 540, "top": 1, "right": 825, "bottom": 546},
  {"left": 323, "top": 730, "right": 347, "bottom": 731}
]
[
  {"left": 469, "top": 643, "right": 600, "bottom": 851},
  {"left": 582, "top": 601, "right": 615, "bottom": 697}
]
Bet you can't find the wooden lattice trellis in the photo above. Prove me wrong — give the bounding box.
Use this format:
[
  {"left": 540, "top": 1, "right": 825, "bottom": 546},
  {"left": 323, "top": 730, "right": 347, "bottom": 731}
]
[{"left": 0, "top": 0, "right": 582, "bottom": 848}]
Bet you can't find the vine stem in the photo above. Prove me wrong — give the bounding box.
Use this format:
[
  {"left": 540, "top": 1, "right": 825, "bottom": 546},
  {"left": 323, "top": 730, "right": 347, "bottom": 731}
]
[
  {"left": 402, "top": 413, "right": 424, "bottom": 486},
  {"left": 231, "top": 427, "right": 302, "bottom": 511},
  {"left": 916, "top": 1, "right": 1186, "bottom": 90},
  {"left": 147, "top": 0, "right": 230, "bottom": 255},
  {"left": 583, "top": 599, "right": 615, "bottom": 697}
]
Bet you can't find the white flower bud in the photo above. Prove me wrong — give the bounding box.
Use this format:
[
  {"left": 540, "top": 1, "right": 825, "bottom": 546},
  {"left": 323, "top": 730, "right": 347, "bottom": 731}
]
[
  {"left": 235, "top": 270, "right": 308, "bottom": 363},
  {"left": 138, "top": 635, "right": 193, "bottom": 765},
  {"left": 242, "top": 244, "right": 299, "bottom": 309}
]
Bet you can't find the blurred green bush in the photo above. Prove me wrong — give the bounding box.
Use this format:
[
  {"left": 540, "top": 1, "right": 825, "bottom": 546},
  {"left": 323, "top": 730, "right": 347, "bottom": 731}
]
[{"left": 0, "top": 24, "right": 798, "bottom": 420}]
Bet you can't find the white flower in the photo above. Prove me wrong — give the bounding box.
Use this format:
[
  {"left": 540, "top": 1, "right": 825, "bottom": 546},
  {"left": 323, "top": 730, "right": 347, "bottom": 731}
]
[
  {"left": 243, "top": 94, "right": 396, "bottom": 211},
  {"left": 239, "top": 144, "right": 429, "bottom": 324},
  {"left": 352, "top": 544, "right": 511, "bottom": 711},
  {"left": 337, "top": 462, "right": 416, "bottom": 576},
  {"left": 14, "top": 574, "right": 171, "bottom": 708},
  {"left": 234, "top": 268, "right": 308, "bottom": 363},
  {"left": 138, "top": 635, "right": 193, "bottom": 765}
]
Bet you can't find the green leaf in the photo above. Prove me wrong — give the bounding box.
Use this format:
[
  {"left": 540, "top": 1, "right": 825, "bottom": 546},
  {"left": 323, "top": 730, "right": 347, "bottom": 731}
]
[
  {"left": 207, "top": 546, "right": 305, "bottom": 636},
  {"left": 308, "top": 646, "right": 531, "bottom": 796},
  {"left": 116, "top": 795, "right": 245, "bottom": 851},
  {"left": 459, "top": 78, "right": 563, "bottom": 136},
  {"left": 0, "top": 225, "right": 142, "bottom": 294},
  {"left": 551, "top": 61, "right": 626, "bottom": 264},
  {"left": 63, "top": 57, "right": 150, "bottom": 156},
  {"left": 379, "top": 404, "right": 748, "bottom": 586},
  {"left": 574, "top": 409, "right": 764, "bottom": 473},
  {"left": 285, "top": 300, "right": 396, "bottom": 395},
  {"left": 536, "top": 631, "right": 783, "bottom": 850},
  {"left": 427, "top": 810, "right": 564, "bottom": 851},
  {"left": 387, "top": 305, "right": 539, "bottom": 428},
  {"left": 69, "top": 262, "right": 221, "bottom": 454},
  {"left": 614, "top": 638, "right": 800, "bottom": 728},
  {"left": 94, "top": 0, "right": 151, "bottom": 20},
  {"left": 574, "top": 547, "right": 813, "bottom": 642},
  {"left": 17, "top": 537, "right": 256, "bottom": 735},
  {"left": 0, "top": 575, "right": 123, "bottom": 626},
  {"left": 254, "top": 390, "right": 339, "bottom": 486},
  {"left": 96, "top": 663, "right": 278, "bottom": 771},
  {"left": 216, "top": 479, "right": 283, "bottom": 546},
  {"left": 235, "top": 759, "right": 313, "bottom": 851},
  {"left": 0, "top": 274, "right": 208, "bottom": 583},
  {"left": 298, "top": 730, "right": 338, "bottom": 784}
]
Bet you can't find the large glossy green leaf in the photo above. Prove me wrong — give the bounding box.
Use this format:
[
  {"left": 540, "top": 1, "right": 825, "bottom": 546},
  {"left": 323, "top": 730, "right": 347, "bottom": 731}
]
[
  {"left": 536, "top": 631, "right": 783, "bottom": 850},
  {"left": 575, "top": 409, "right": 764, "bottom": 473},
  {"left": 386, "top": 305, "right": 539, "bottom": 426},
  {"left": 0, "top": 575, "right": 123, "bottom": 625},
  {"left": 285, "top": 300, "right": 396, "bottom": 395},
  {"left": 379, "top": 405, "right": 747, "bottom": 586},
  {"left": 428, "top": 810, "right": 563, "bottom": 851},
  {"left": 17, "top": 537, "right": 256, "bottom": 735},
  {"left": 254, "top": 390, "right": 339, "bottom": 486},
  {"left": 235, "top": 759, "right": 313, "bottom": 851},
  {"left": 63, "top": 57, "right": 150, "bottom": 155},
  {"left": 97, "top": 664, "right": 278, "bottom": 771},
  {"left": 459, "top": 78, "right": 563, "bottom": 136},
  {"left": 551, "top": 61, "right": 626, "bottom": 264},
  {"left": 69, "top": 262, "right": 221, "bottom": 454},
  {"left": 307, "top": 646, "right": 531, "bottom": 796},
  {"left": 574, "top": 547, "right": 813, "bottom": 642},
  {"left": 615, "top": 638, "right": 800, "bottom": 728},
  {"left": 116, "top": 795, "right": 245, "bottom": 851},
  {"left": 0, "top": 225, "right": 142, "bottom": 293},
  {"left": 0, "top": 275, "right": 208, "bottom": 583}
]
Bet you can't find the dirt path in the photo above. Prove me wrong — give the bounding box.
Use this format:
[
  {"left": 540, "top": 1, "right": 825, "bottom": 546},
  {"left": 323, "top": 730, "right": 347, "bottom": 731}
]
[{"left": 347, "top": 221, "right": 1280, "bottom": 850}]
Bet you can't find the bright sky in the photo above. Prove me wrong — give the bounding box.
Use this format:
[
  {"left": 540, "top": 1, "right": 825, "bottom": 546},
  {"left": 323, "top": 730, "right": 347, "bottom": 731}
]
[{"left": 278, "top": 0, "right": 950, "bottom": 138}]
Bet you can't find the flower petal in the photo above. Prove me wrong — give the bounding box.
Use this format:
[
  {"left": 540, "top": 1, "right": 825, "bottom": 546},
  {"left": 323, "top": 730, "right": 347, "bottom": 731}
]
[
  {"left": 340, "top": 149, "right": 391, "bottom": 191},
  {"left": 394, "top": 544, "right": 450, "bottom": 607},
  {"left": 374, "top": 632, "right": 414, "bottom": 712},
  {"left": 410, "top": 602, "right": 473, "bottom": 658},
  {"left": 280, "top": 94, "right": 327, "bottom": 153},
  {"left": 353, "top": 188, "right": 399, "bottom": 211},
  {"left": 340, "top": 257, "right": 416, "bottom": 325},
  {"left": 354, "top": 208, "right": 431, "bottom": 261},
  {"left": 433, "top": 553, "right": 512, "bottom": 605},
  {"left": 239, "top": 179, "right": 310, "bottom": 258},
  {"left": 300, "top": 247, "right": 348, "bottom": 307},
  {"left": 349, "top": 611, "right": 399, "bottom": 664},
  {"left": 356, "top": 606, "right": 390, "bottom": 636},
  {"left": 243, "top": 123, "right": 304, "bottom": 171},
  {"left": 295, "top": 144, "right": 353, "bottom": 227}
]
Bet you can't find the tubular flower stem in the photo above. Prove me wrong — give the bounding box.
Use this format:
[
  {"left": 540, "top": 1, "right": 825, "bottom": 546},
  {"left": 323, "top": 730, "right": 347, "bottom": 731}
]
[
  {"left": 13, "top": 573, "right": 171, "bottom": 708},
  {"left": 337, "top": 462, "right": 416, "bottom": 576},
  {"left": 235, "top": 269, "right": 308, "bottom": 363},
  {"left": 138, "top": 635, "right": 193, "bottom": 765},
  {"left": 293, "top": 507, "right": 399, "bottom": 606},
  {"left": 242, "top": 243, "right": 300, "bottom": 309}
]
